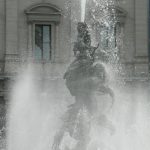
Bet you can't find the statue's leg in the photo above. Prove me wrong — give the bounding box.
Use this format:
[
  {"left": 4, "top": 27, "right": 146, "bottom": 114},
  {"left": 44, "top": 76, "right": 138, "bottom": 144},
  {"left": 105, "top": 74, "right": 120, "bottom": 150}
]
[
  {"left": 52, "top": 103, "right": 80, "bottom": 150},
  {"left": 73, "top": 128, "right": 90, "bottom": 150},
  {"left": 72, "top": 107, "right": 91, "bottom": 150}
]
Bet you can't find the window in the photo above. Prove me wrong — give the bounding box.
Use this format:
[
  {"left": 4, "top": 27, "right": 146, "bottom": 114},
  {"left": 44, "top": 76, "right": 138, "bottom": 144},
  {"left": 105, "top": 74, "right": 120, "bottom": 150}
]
[
  {"left": 89, "top": 6, "right": 126, "bottom": 53},
  {"left": 25, "top": 3, "right": 61, "bottom": 62},
  {"left": 35, "top": 25, "right": 51, "bottom": 61},
  {"left": 96, "top": 23, "right": 118, "bottom": 50}
]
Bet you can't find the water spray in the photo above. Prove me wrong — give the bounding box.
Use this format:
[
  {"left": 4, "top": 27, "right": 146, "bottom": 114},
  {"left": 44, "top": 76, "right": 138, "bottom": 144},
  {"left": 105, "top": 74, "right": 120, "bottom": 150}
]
[{"left": 81, "top": 0, "right": 87, "bottom": 22}]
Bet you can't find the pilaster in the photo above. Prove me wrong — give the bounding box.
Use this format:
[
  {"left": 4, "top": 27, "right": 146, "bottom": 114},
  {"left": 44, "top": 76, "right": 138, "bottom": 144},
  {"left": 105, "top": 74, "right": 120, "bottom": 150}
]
[
  {"left": 135, "top": 0, "right": 148, "bottom": 57},
  {"left": 5, "top": 0, "right": 20, "bottom": 73}
]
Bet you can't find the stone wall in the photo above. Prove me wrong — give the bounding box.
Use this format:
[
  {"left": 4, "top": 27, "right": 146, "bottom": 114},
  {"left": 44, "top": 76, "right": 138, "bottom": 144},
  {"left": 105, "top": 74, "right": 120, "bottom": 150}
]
[
  {"left": 4, "top": 0, "right": 72, "bottom": 76},
  {"left": 0, "top": 0, "right": 149, "bottom": 87},
  {"left": 119, "top": 0, "right": 149, "bottom": 77}
]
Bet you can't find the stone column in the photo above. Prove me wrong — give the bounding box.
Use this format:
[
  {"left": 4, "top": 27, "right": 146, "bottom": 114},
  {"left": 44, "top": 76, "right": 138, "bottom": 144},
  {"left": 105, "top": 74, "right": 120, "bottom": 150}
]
[{"left": 4, "top": 0, "right": 20, "bottom": 74}]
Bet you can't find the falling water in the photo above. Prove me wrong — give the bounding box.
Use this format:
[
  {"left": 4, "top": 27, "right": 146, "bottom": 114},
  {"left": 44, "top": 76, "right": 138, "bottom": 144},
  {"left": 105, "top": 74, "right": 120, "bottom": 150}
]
[
  {"left": 7, "top": 66, "right": 150, "bottom": 150},
  {"left": 7, "top": 67, "right": 74, "bottom": 150},
  {"left": 81, "top": 0, "right": 87, "bottom": 22}
]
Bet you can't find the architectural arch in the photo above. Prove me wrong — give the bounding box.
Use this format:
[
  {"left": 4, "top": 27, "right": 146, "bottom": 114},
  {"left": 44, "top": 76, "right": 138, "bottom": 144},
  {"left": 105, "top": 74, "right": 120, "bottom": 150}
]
[{"left": 25, "top": 3, "right": 62, "bottom": 23}]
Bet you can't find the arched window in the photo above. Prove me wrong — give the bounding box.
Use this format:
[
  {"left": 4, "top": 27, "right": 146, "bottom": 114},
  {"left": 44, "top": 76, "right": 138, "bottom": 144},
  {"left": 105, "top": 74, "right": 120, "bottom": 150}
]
[{"left": 25, "top": 3, "right": 61, "bottom": 62}]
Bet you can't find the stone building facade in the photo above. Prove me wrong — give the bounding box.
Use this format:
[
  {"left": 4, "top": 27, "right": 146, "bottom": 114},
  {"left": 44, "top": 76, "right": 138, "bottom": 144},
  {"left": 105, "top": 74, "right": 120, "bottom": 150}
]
[
  {"left": 84, "top": 0, "right": 149, "bottom": 78},
  {"left": 0, "top": 0, "right": 149, "bottom": 101}
]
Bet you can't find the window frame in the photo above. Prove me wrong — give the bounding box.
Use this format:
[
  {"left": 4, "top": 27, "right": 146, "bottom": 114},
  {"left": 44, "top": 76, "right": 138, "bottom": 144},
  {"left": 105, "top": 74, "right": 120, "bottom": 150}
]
[
  {"left": 25, "top": 3, "right": 62, "bottom": 63},
  {"left": 32, "top": 22, "right": 56, "bottom": 63},
  {"left": 96, "top": 23, "right": 121, "bottom": 50}
]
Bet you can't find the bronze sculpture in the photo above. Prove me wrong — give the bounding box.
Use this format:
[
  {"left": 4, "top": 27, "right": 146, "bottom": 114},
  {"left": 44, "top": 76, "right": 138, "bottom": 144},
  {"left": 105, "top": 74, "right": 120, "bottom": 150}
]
[{"left": 52, "top": 22, "right": 114, "bottom": 150}]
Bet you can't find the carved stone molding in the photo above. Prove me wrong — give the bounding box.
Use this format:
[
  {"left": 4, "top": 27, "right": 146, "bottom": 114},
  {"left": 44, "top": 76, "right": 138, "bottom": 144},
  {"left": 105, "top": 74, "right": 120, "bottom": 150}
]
[{"left": 24, "top": 3, "right": 62, "bottom": 23}]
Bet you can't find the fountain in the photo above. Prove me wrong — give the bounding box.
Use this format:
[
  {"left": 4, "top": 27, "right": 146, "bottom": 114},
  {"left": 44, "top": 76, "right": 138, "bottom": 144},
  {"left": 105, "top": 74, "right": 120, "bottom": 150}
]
[
  {"left": 51, "top": 21, "right": 115, "bottom": 150},
  {"left": 81, "top": 0, "right": 87, "bottom": 22},
  {"left": 6, "top": 0, "right": 150, "bottom": 150}
]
